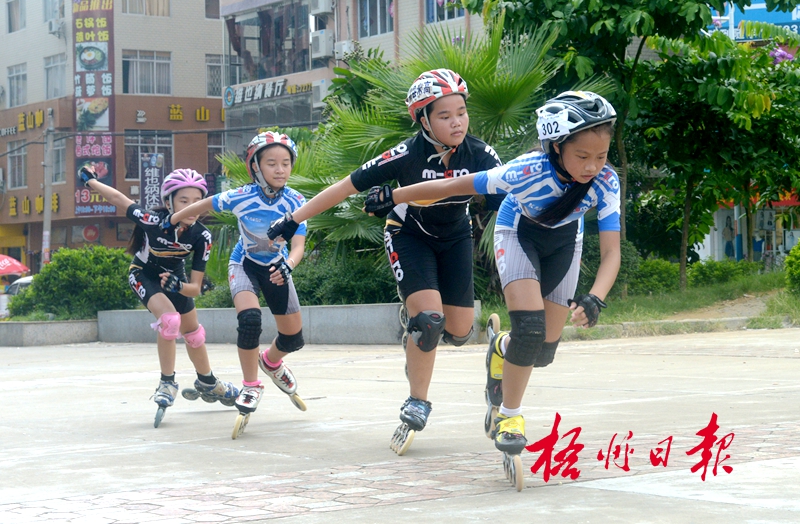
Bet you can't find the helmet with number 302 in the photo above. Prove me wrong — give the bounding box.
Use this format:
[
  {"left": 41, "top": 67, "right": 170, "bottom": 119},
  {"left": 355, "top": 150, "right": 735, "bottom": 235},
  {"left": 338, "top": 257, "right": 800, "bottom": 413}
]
[{"left": 536, "top": 91, "right": 616, "bottom": 154}]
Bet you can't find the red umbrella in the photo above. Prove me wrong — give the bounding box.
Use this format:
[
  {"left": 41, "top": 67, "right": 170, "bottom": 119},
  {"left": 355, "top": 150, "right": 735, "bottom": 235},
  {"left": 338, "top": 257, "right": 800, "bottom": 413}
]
[{"left": 0, "top": 255, "right": 29, "bottom": 276}]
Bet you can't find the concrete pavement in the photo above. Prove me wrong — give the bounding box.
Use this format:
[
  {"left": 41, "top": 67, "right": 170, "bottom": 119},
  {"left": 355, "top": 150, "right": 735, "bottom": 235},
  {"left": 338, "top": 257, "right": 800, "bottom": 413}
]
[{"left": 1, "top": 328, "right": 799, "bottom": 523}]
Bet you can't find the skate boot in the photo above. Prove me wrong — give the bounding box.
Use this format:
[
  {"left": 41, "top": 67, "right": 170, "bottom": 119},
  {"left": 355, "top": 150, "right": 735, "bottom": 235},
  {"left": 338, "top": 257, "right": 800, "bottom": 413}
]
[
  {"left": 151, "top": 379, "right": 178, "bottom": 428},
  {"left": 493, "top": 414, "right": 527, "bottom": 491},
  {"left": 232, "top": 383, "right": 264, "bottom": 440},
  {"left": 484, "top": 330, "right": 508, "bottom": 438},
  {"left": 390, "top": 396, "right": 432, "bottom": 456},
  {"left": 182, "top": 378, "right": 239, "bottom": 407},
  {"left": 492, "top": 414, "right": 527, "bottom": 454},
  {"left": 258, "top": 351, "right": 307, "bottom": 411}
]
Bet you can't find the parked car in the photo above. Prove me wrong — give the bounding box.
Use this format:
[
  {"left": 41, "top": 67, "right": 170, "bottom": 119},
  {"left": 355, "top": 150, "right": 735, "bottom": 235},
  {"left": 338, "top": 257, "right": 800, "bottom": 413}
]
[{"left": 7, "top": 276, "right": 33, "bottom": 296}]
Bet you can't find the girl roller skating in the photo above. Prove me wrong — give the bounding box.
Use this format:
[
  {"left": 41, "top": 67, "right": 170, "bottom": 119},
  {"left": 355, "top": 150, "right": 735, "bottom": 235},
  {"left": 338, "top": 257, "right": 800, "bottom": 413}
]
[
  {"left": 79, "top": 166, "right": 239, "bottom": 428},
  {"left": 163, "top": 132, "right": 308, "bottom": 439},
  {"left": 365, "top": 91, "right": 621, "bottom": 488},
  {"left": 267, "top": 69, "right": 503, "bottom": 455}
]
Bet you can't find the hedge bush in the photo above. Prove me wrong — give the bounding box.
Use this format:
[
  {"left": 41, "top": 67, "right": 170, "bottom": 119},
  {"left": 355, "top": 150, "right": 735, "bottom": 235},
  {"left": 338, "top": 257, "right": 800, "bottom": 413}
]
[
  {"left": 292, "top": 246, "right": 397, "bottom": 305},
  {"left": 197, "top": 245, "right": 398, "bottom": 307},
  {"left": 784, "top": 243, "right": 800, "bottom": 294},
  {"left": 687, "top": 258, "right": 761, "bottom": 287},
  {"left": 629, "top": 258, "right": 680, "bottom": 295},
  {"left": 8, "top": 246, "right": 138, "bottom": 319},
  {"left": 577, "top": 235, "right": 642, "bottom": 297}
]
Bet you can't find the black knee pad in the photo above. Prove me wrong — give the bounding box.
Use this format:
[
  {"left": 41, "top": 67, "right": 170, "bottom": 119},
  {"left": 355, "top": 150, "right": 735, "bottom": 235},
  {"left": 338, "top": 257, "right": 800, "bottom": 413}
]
[
  {"left": 534, "top": 338, "right": 560, "bottom": 368},
  {"left": 442, "top": 326, "right": 473, "bottom": 346},
  {"left": 276, "top": 329, "right": 304, "bottom": 353},
  {"left": 237, "top": 308, "right": 262, "bottom": 350},
  {"left": 505, "top": 310, "right": 546, "bottom": 367},
  {"left": 407, "top": 310, "right": 446, "bottom": 352}
]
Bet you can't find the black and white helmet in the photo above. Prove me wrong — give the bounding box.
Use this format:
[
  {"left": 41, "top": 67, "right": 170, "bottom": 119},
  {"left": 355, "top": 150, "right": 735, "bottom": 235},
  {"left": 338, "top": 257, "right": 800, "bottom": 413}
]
[{"left": 536, "top": 91, "right": 616, "bottom": 154}]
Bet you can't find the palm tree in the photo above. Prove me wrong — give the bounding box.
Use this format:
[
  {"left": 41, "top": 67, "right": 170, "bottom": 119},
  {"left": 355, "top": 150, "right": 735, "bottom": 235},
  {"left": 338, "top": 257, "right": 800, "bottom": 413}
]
[{"left": 307, "top": 16, "right": 612, "bottom": 296}]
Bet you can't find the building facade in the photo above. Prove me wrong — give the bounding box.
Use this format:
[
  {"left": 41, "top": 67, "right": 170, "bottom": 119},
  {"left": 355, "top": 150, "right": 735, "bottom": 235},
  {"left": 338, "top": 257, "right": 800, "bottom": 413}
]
[
  {"left": 219, "top": 0, "right": 485, "bottom": 155},
  {"left": 0, "top": 0, "right": 225, "bottom": 271}
]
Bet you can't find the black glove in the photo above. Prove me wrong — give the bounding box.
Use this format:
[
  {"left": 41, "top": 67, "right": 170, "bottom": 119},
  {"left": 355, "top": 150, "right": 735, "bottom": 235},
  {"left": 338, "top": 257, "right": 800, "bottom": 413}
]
[
  {"left": 568, "top": 294, "right": 607, "bottom": 328},
  {"left": 79, "top": 166, "right": 98, "bottom": 187},
  {"left": 267, "top": 211, "right": 299, "bottom": 241},
  {"left": 272, "top": 260, "right": 292, "bottom": 282},
  {"left": 160, "top": 213, "right": 177, "bottom": 234},
  {"left": 162, "top": 273, "right": 184, "bottom": 293},
  {"left": 364, "top": 184, "right": 395, "bottom": 218}
]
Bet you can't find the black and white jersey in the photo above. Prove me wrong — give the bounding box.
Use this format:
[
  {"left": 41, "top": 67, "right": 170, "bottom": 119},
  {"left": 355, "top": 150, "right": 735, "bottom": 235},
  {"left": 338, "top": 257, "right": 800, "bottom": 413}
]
[
  {"left": 126, "top": 204, "right": 212, "bottom": 275},
  {"left": 349, "top": 132, "right": 502, "bottom": 240}
]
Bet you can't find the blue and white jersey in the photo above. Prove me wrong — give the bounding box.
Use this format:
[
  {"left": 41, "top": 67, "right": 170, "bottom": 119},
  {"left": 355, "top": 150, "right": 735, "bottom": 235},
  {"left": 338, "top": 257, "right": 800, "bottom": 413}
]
[
  {"left": 473, "top": 151, "right": 620, "bottom": 234},
  {"left": 212, "top": 183, "right": 308, "bottom": 266}
]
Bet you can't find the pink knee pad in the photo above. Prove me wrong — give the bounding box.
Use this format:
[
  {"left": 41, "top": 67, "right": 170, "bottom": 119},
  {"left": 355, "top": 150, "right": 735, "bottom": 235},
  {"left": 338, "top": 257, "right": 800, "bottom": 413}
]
[
  {"left": 151, "top": 312, "right": 181, "bottom": 340},
  {"left": 184, "top": 324, "right": 206, "bottom": 349}
]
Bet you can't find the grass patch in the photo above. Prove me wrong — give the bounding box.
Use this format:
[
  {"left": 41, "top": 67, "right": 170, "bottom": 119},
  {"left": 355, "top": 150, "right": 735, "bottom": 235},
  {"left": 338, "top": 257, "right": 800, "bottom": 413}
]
[
  {"left": 479, "top": 271, "right": 786, "bottom": 331},
  {"left": 746, "top": 316, "right": 786, "bottom": 329},
  {"left": 759, "top": 290, "right": 800, "bottom": 325},
  {"left": 602, "top": 272, "right": 784, "bottom": 324}
]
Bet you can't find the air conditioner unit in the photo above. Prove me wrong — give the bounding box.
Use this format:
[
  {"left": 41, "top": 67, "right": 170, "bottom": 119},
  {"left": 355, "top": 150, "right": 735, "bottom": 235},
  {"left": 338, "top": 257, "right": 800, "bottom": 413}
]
[
  {"left": 48, "top": 19, "right": 64, "bottom": 37},
  {"left": 309, "top": 0, "right": 334, "bottom": 16},
  {"left": 312, "top": 79, "right": 331, "bottom": 108},
  {"left": 310, "top": 30, "right": 334, "bottom": 59},
  {"left": 334, "top": 40, "right": 356, "bottom": 60}
]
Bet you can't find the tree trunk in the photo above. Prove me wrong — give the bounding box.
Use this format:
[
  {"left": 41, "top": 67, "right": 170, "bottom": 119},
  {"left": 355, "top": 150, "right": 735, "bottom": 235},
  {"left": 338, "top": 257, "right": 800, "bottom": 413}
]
[
  {"left": 680, "top": 175, "right": 696, "bottom": 291},
  {"left": 615, "top": 124, "right": 629, "bottom": 242},
  {"left": 742, "top": 181, "right": 753, "bottom": 262}
]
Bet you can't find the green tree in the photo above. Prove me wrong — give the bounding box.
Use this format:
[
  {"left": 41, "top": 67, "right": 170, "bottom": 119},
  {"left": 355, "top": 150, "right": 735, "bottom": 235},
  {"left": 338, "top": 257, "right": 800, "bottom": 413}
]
[
  {"left": 636, "top": 35, "right": 800, "bottom": 288},
  {"left": 462, "top": 0, "right": 800, "bottom": 240}
]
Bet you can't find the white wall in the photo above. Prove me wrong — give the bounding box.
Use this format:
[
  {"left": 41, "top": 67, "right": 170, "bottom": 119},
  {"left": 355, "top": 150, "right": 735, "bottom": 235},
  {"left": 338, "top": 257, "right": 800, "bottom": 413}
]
[{"left": 0, "top": 2, "right": 72, "bottom": 108}]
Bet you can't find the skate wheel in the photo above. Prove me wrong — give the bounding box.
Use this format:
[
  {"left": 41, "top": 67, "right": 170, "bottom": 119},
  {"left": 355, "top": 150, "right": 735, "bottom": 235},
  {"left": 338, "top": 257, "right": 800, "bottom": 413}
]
[
  {"left": 232, "top": 413, "right": 250, "bottom": 440},
  {"left": 200, "top": 394, "right": 217, "bottom": 404},
  {"left": 181, "top": 388, "right": 200, "bottom": 401},
  {"left": 487, "top": 313, "right": 501, "bottom": 339},
  {"left": 154, "top": 406, "right": 166, "bottom": 428},
  {"left": 402, "top": 332, "right": 409, "bottom": 351},
  {"left": 390, "top": 423, "right": 415, "bottom": 456},
  {"left": 399, "top": 303, "right": 408, "bottom": 329},
  {"left": 289, "top": 393, "right": 307, "bottom": 412},
  {"left": 484, "top": 401, "right": 499, "bottom": 439},
  {"left": 503, "top": 453, "right": 524, "bottom": 491},
  {"left": 220, "top": 398, "right": 236, "bottom": 407}
]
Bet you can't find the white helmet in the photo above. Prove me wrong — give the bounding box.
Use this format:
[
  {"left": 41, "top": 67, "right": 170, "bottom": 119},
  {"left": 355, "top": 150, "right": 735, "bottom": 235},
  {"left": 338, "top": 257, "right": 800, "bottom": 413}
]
[{"left": 536, "top": 91, "right": 616, "bottom": 154}]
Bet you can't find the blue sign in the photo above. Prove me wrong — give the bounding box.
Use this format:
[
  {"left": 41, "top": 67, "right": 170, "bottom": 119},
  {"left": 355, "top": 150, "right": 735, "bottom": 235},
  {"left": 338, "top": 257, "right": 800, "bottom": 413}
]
[{"left": 710, "top": 3, "right": 800, "bottom": 40}]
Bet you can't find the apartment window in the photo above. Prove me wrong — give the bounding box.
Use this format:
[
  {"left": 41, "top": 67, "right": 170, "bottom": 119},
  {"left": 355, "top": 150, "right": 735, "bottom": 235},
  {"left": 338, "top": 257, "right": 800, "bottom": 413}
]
[
  {"left": 7, "top": 140, "right": 26, "bottom": 189},
  {"left": 206, "top": 55, "right": 222, "bottom": 97},
  {"left": 122, "top": 0, "right": 169, "bottom": 16},
  {"left": 7, "top": 0, "right": 25, "bottom": 32},
  {"left": 52, "top": 138, "right": 65, "bottom": 183},
  {"left": 359, "top": 0, "right": 392, "bottom": 38},
  {"left": 426, "top": 0, "right": 465, "bottom": 24},
  {"left": 124, "top": 131, "right": 173, "bottom": 180},
  {"left": 122, "top": 51, "right": 171, "bottom": 95},
  {"left": 205, "top": 0, "right": 219, "bottom": 19},
  {"left": 8, "top": 63, "right": 26, "bottom": 107},
  {"left": 43, "top": 0, "right": 62, "bottom": 21},
  {"left": 207, "top": 132, "right": 225, "bottom": 175},
  {"left": 44, "top": 53, "right": 67, "bottom": 99}
]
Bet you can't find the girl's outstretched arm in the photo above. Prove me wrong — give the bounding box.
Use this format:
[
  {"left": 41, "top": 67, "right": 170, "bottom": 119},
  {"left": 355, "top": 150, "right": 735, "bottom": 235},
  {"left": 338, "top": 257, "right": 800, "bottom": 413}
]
[
  {"left": 391, "top": 174, "right": 478, "bottom": 204},
  {"left": 167, "top": 197, "right": 215, "bottom": 225},
  {"left": 292, "top": 177, "right": 359, "bottom": 223}
]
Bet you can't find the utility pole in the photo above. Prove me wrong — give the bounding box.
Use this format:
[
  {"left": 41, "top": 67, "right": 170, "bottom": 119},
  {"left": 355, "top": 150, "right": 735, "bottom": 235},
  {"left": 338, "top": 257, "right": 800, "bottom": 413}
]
[{"left": 42, "top": 108, "right": 54, "bottom": 267}]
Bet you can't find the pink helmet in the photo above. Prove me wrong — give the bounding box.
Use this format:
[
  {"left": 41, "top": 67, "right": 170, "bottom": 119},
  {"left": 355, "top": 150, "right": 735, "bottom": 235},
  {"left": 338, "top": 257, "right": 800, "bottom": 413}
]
[
  {"left": 161, "top": 169, "right": 208, "bottom": 204},
  {"left": 406, "top": 69, "right": 469, "bottom": 123},
  {"left": 245, "top": 131, "right": 298, "bottom": 197}
]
